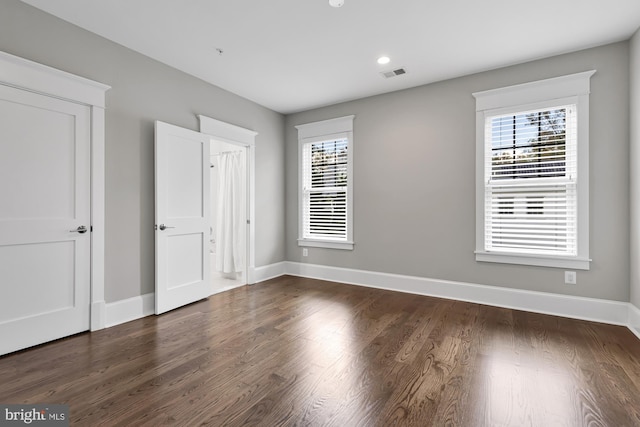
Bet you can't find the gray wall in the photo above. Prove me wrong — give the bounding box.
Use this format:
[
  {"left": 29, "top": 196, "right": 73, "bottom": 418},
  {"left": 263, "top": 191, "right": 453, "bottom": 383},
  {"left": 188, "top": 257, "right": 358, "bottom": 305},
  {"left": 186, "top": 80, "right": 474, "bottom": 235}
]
[
  {"left": 1, "top": 0, "right": 633, "bottom": 305},
  {"left": 631, "top": 29, "right": 640, "bottom": 309},
  {"left": 0, "top": 0, "right": 286, "bottom": 302},
  {"left": 286, "top": 42, "right": 630, "bottom": 302}
]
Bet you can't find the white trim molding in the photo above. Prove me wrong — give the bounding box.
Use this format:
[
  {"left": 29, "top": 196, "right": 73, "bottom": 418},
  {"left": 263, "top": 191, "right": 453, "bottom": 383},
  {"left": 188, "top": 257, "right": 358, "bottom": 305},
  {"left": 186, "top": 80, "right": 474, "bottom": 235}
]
[
  {"left": 296, "top": 115, "right": 355, "bottom": 250},
  {"left": 91, "top": 301, "right": 106, "bottom": 330},
  {"left": 629, "top": 303, "right": 640, "bottom": 340},
  {"left": 104, "top": 265, "right": 281, "bottom": 328},
  {"left": 98, "top": 262, "right": 640, "bottom": 343},
  {"left": 284, "top": 262, "right": 634, "bottom": 330},
  {"left": 104, "top": 263, "right": 284, "bottom": 327},
  {"left": 198, "top": 115, "right": 258, "bottom": 285},
  {"left": 198, "top": 115, "right": 258, "bottom": 146},
  {"left": 474, "top": 71, "right": 595, "bottom": 270},
  {"left": 473, "top": 70, "right": 596, "bottom": 111},
  {"left": 90, "top": 105, "right": 107, "bottom": 330},
  {"left": 252, "top": 262, "right": 288, "bottom": 284},
  {"left": 0, "top": 51, "right": 110, "bottom": 108},
  {"left": 295, "top": 115, "right": 355, "bottom": 139},
  {"left": 475, "top": 252, "right": 591, "bottom": 271},
  {"left": 0, "top": 50, "right": 110, "bottom": 331},
  {"left": 105, "top": 293, "right": 155, "bottom": 328}
]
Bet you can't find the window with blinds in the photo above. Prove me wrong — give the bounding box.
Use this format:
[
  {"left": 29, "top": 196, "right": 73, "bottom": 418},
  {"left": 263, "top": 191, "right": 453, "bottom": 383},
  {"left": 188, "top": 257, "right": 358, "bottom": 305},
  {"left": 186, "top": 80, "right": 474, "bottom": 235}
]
[
  {"left": 485, "top": 105, "right": 577, "bottom": 256},
  {"left": 296, "top": 115, "right": 354, "bottom": 250},
  {"left": 302, "top": 138, "right": 349, "bottom": 241},
  {"left": 474, "top": 71, "right": 593, "bottom": 269}
]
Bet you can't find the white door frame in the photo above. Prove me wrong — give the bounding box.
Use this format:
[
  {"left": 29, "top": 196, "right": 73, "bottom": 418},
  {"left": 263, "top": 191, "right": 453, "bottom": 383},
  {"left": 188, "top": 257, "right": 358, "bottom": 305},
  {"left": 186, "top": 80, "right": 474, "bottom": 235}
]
[
  {"left": 0, "top": 50, "right": 110, "bottom": 330},
  {"left": 198, "top": 115, "right": 258, "bottom": 284}
]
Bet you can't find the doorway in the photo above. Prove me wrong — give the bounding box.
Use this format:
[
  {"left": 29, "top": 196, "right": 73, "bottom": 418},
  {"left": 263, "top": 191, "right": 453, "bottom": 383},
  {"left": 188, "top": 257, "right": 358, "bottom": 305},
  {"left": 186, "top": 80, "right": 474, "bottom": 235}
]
[
  {"left": 199, "top": 114, "right": 257, "bottom": 287},
  {"left": 154, "top": 118, "right": 256, "bottom": 315},
  {"left": 209, "top": 139, "right": 248, "bottom": 293}
]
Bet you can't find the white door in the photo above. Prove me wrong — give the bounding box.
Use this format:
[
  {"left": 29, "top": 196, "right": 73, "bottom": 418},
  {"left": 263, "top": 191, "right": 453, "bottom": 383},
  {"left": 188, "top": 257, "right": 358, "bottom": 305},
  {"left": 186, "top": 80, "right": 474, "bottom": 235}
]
[
  {"left": 155, "top": 121, "right": 211, "bottom": 314},
  {"left": 0, "top": 84, "right": 91, "bottom": 356}
]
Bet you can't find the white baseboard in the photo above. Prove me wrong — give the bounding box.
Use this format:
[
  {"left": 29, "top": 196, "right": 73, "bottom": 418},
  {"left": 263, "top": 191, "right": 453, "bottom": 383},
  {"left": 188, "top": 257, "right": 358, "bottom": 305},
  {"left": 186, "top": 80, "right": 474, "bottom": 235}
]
[
  {"left": 102, "top": 262, "right": 285, "bottom": 329},
  {"left": 100, "top": 261, "right": 640, "bottom": 342},
  {"left": 252, "top": 261, "right": 287, "bottom": 284},
  {"left": 105, "top": 293, "right": 155, "bottom": 328},
  {"left": 629, "top": 303, "right": 640, "bottom": 339},
  {"left": 103, "top": 285, "right": 244, "bottom": 328},
  {"left": 102, "top": 262, "right": 284, "bottom": 328},
  {"left": 284, "top": 261, "right": 630, "bottom": 327},
  {"left": 90, "top": 300, "right": 106, "bottom": 331}
]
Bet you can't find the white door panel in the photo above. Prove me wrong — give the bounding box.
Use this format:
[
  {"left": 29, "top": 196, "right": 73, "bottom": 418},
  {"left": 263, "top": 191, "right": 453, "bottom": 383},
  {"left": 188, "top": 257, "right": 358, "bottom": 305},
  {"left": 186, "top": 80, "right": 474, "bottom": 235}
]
[
  {"left": 155, "top": 121, "right": 211, "bottom": 314},
  {"left": 0, "top": 84, "right": 91, "bottom": 356},
  {"left": 167, "top": 233, "right": 204, "bottom": 289},
  {"left": 167, "top": 139, "right": 204, "bottom": 218},
  {"left": 0, "top": 241, "right": 74, "bottom": 322}
]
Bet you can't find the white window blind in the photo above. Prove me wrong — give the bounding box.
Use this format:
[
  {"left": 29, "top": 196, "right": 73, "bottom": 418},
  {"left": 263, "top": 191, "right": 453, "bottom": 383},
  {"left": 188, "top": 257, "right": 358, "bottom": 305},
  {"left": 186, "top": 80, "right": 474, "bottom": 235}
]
[
  {"left": 485, "top": 105, "right": 577, "bottom": 256},
  {"left": 302, "top": 138, "right": 349, "bottom": 241}
]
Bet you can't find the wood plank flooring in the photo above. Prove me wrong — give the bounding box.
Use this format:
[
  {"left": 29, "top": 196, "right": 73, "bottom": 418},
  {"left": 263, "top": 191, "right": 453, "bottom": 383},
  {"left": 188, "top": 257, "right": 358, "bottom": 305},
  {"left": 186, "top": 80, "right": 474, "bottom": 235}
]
[{"left": 1, "top": 276, "right": 640, "bottom": 426}]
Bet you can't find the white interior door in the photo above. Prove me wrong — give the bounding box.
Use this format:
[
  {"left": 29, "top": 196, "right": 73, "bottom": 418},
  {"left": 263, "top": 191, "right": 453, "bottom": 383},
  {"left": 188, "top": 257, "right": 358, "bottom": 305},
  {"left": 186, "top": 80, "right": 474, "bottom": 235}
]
[
  {"left": 155, "top": 121, "right": 211, "bottom": 314},
  {"left": 0, "top": 84, "right": 91, "bottom": 356}
]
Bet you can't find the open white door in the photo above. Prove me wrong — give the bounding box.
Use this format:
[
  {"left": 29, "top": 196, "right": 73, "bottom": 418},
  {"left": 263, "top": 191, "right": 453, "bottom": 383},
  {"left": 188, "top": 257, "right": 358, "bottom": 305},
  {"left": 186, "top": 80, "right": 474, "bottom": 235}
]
[
  {"left": 0, "top": 84, "right": 91, "bottom": 355},
  {"left": 155, "top": 121, "right": 211, "bottom": 314}
]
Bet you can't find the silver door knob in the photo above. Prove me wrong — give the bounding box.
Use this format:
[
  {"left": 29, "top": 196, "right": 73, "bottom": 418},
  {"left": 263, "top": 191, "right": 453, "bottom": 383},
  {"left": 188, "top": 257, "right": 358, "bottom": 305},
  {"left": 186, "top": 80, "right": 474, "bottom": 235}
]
[
  {"left": 70, "top": 225, "right": 88, "bottom": 234},
  {"left": 158, "top": 224, "right": 175, "bottom": 231}
]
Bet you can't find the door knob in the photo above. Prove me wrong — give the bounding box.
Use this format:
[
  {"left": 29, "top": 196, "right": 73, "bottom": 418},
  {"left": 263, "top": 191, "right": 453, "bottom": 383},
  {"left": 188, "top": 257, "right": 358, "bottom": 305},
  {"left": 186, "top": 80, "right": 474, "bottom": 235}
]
[
  {"left": 70, "top": 225, "right": 88, "bottom": 234},
  {"left": 158, "top": 224, "right": 175, "bottom": 231}
]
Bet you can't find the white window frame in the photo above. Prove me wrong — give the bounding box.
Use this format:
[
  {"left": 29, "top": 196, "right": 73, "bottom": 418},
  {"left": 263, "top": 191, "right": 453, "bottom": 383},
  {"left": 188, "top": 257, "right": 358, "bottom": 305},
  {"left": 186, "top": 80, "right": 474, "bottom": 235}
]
[
  {"left": 296, "top": 115, "right": 354, "bottom": 250},
  {"left": 473, "top": 71, "right": 595, "bottom": 270}
]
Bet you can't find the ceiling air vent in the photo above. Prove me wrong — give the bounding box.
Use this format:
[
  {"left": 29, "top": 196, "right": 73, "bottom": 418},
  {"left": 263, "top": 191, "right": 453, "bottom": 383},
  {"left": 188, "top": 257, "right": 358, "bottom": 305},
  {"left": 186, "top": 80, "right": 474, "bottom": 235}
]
[{"left": 381, "top": 67, "right": 407, "bottom": 79}]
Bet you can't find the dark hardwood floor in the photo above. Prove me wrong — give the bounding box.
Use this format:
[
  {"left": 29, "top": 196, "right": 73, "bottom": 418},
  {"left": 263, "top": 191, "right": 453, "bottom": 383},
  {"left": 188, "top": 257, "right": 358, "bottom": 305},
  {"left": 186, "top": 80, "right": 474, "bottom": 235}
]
[{"left": 1, "top": 276, "right": 640, "bottom": 426}]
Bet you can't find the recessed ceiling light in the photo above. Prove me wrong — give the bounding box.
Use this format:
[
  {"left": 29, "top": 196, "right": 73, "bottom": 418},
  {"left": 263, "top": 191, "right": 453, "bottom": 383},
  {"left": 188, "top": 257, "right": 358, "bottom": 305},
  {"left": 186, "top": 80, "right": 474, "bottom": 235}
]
[
  {"left": 377, "top": 56, "right": 390, "bottom": 65},
  {"left": 329, "top": 0, "right": 344, "bottom": 7}
]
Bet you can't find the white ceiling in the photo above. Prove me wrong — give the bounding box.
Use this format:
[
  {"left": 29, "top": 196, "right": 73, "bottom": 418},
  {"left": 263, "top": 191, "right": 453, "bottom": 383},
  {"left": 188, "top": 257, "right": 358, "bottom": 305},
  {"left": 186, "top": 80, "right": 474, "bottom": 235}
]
[{"left": 20, "top": 0, "right": 640, "bottom": 114}]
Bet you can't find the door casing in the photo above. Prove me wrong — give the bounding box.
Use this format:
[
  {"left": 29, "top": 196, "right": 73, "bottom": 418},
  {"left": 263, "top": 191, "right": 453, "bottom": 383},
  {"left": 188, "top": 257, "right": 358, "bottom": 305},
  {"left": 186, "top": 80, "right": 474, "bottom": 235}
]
[
  {"left": 198, "top": 115, "right": 258, "bottom": 284},
  {"left": 0, "top": 50, "right": 110, "bottom": 332}
]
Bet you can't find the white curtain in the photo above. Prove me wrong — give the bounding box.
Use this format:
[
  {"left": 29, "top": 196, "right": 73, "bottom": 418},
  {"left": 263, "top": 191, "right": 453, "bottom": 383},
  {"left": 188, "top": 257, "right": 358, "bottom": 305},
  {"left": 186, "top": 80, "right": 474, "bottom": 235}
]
[{"left": 216, "top": 151, "right": 245, "bottom": 274}]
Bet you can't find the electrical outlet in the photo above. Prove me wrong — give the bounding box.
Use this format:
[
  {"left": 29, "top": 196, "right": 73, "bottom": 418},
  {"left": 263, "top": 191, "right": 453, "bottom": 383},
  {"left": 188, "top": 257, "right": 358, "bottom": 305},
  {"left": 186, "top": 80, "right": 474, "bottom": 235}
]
[
  {"left": 564, "top": 271, "right": 576, "bottom": 285},
  {"left": 302, "top": 248, "right": 308, "bottom": 257}
]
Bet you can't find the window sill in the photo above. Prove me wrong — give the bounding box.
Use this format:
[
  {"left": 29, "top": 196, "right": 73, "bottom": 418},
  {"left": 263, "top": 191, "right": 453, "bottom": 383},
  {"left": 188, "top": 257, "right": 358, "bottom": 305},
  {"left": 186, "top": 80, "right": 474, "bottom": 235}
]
[
  {"left": 475, "top": 251, "right": 591, "bottom": 270},
  {"left": 298, "top": 239, "right": 354, "bottom": 250}
]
